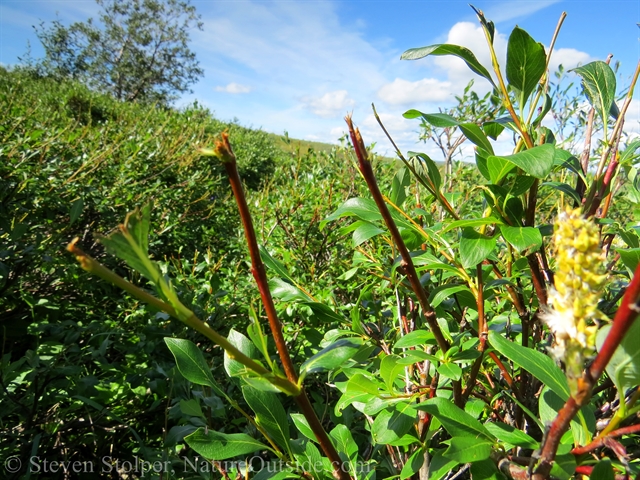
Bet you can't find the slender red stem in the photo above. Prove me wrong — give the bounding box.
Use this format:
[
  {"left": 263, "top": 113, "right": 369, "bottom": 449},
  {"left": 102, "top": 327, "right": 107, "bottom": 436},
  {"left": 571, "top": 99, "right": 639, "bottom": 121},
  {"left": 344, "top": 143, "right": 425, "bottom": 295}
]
[
  {"left": 215, "top": 133, "right": 350, "bottom": 480},
  {"left": 345, "top": 116, "right": 450, "bottom": 354},
  {"left": 572, "top": 423, "right": 640, "bottom": 455}
]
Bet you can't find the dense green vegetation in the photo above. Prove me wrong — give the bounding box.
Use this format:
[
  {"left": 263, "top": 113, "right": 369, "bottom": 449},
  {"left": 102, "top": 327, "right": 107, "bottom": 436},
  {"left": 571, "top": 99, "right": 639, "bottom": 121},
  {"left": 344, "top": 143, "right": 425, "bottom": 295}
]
[
  {"left": 0, "top": 66, "right": 398, "bottom": 478},
  {"left": 3, "top": 9, "right": 640, "bottom": 480}
]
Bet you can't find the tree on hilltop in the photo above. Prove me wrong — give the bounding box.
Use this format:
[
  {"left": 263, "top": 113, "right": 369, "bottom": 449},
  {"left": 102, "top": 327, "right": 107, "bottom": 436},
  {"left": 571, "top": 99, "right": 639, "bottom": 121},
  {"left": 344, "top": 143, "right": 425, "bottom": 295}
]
[{"left": 34, "top": 0, "right": 204, "bottom": 104}]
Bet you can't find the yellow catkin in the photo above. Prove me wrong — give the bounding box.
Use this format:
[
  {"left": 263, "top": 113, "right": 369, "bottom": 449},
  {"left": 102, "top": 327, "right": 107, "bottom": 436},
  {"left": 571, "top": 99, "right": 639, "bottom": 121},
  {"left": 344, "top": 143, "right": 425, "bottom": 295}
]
[{"left": 544, "top": 208, "right": 606, "bottom": 395}]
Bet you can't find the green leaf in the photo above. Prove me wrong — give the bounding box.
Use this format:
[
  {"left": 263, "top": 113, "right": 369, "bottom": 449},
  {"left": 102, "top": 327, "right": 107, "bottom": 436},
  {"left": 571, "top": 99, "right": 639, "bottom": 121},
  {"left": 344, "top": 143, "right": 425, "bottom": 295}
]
[
  {"left": 164, "top": 338, "right": 216, "bottom": 388},
  {"left": 380, "top": 354, "right": 405, "bottom": 391},
  {"left": 98, "top": 203, "right": 155, "bottom": 280},
  {"left": 408, "top": 151, "right": 442, "bottom": 192},
  {"left": 346, "top": 372, "right": 384, "bottom": 396},
  {"left": 291, "top": 413, "right": 316, "bottom": 442},
  {"left": 596, "top": 318, "right": 640, "bottom": 391},
  {"left": 431, "top": 284, "right": 472, "bottom": 308},
  {"left": 488, "top": 331, "right": 570, "bottom": 399},
  {"left": 179, "top": 399, "right": 204, "bottom": 418},
  {"left": 400, "top": 446, "right": 426, "bottom": 479},
  {"left": 165, "top": 425, "right": 198, "bottom": 447},
  {"left": 371, "top": 403, "right": 417, "bottom": 445},
  {"left": 428, "top": 452, "right": 459, "bottom": 480},
  {"left": 416, "top": 397, "right": 493, "bottom": 440},
  {"left": 330, "top": 424, "right": 358, "bottom": 468},
  {"left": 476, "top": 148, "right": 491, "bottom": 180},
  {"left": 487, "top": 155, "right": 516, "bottom": 183},
  {"left": 185, "top": 428, "right": 269, "bottom": 460},
  {"left": 538, "top": 385, "right": 595, "bottom": 447},
  {"left": 590, "top": 460, "right": 614, "bottom": 480},
  {"left": 506, "top": 27, "right": 546, "bottom": 103},
  {"left": 352, "top": 221, "right": 385, "bottom": 247},
  {"left": 541, "top": 182, "right": 582, "bottom": 204},
  {"left": 441, "top": 217, "right": 503, "bottom": 233},
  {"left": 403, "top": 110, "right": 459, "bottom": 127},
  {"left": 323, "top": 197, "right": 382, "bottom": 226},
  {"left": 549, "top": 444, "right": 577, "bottom": 480},
  {"left": 304, "top": 302, "right": 345, "bottom": 324},
  {"left": 300, "top": 339, "right": 361, "bottom": 379},
  {"left": 616, "top": 248, "right": 640, "bottom": 272},
  {"left": 268, "top": 278, "right": 312, "bottom": 302},
  {"left": 443, "top": 436, "right": 492, "bottom": 463},
  {"left": 438, "top": 362, "right": 462, "bottom": 381},
  {"left": 70, "top": 198, "right": 84, "bottom": 225},
  {"left": 459, "top": 228, "right": 496, "bottom": 269},
  {"left": 363, "top": 396, "right": 412, "bottom": 415},
  {"left": 459, "top": 123, "right": 494, "bottom": 154},
  {"left": 483, "top": 422, "right": 538, "bottom": 449},
  {"left": 572, "top": 61, "right": 617, "bottom": 125},
  {"left": 243, "top": 386, "right": 290, "bottom": 450},
  {"left": 488, "top": 144, "right": 555, "bottom": 179},
  {"left": 391, "top": 167, "right": 411, "bottom": 206},
  {"left": 508, "top": 175, "right": 537, "bottom": 196},
  {"left": 290, "top": 439, "right": 325, "bottom": 478},
  {"left": 394, "top": 330, "right": 435, "bottom": 349},
  {"left": 500, "top": 226, "right": 542, "bottom": 255},
  {"left": 247, "top": 315, "right": 270, "bottom": 363},
  {"left": 224, "top": 329, "right": 258, "bottom": 378},
  {"left": 483, "top": 120, "right": 505, "bottom": 140},
  {"left": 335, "top": 391, "right": 374, "bottom": 416},
  {"left": 470, "top": 459, "right": 504, "bottom": 480},
  {"left": 401, "top": 44, "right": 496, "bottom": 88},
  {"left": 260, "top": 246, "right": 294, "bottom": 283},
  {"left": 532, "top": 93, "right": 553, "bottom": 127}
]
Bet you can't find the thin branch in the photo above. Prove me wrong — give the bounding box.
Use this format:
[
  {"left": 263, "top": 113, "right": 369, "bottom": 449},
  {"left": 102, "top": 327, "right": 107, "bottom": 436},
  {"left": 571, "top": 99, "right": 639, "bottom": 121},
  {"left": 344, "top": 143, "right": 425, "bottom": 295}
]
[
  {"left": 345, "top": 115, "right": 450, "bottom": 355},
  {"left": 212, "top": 133, "right": 350, "bottom": 480}
]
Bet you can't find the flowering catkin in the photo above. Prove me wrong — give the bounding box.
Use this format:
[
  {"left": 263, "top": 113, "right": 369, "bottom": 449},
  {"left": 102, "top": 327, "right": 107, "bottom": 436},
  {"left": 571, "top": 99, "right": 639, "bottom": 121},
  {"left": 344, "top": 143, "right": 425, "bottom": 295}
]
[{"left": 544, "top": 208, "right": 606, "bottom": 395}]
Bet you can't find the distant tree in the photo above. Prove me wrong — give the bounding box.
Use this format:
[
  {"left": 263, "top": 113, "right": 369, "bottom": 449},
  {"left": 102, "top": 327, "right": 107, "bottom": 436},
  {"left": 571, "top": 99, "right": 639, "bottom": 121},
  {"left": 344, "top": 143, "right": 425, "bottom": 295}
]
[{"left": 34, "top": 0, "right": 204, "bottom": 104}]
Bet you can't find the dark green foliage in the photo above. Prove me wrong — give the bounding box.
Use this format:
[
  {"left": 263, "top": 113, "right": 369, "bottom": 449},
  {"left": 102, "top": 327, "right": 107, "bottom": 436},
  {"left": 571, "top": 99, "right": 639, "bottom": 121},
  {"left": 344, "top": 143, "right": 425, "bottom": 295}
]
[{"left": 0, "top": 67, "right": 290, "bottom": 477}]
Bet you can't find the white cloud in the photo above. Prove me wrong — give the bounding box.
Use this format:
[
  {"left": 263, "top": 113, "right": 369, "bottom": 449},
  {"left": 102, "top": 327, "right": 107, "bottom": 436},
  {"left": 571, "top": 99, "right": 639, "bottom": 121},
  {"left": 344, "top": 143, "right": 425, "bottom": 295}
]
[
  {"left": 432, "top": 21, "right": 506, "bottom": 90},
  {"left": 301, "top": 90, "right": 355, "bottom": 118},
  {"left": 215, "top": 82, "right": 252, "bottom": 94},
  {"left": 330, "top": 126, "right": 347, "bottom": 138},
  {"left": 378, "top": 78, "right": 454, "bottom": 105},
  {"left": 195, "top": 1, "right": 386, "bottom": 91},
  {"left": 623, "top": 98, "right": 640, "bottom": 135},
  {"left": 548, "top": 48, "right": 593, "bottom": 72}
]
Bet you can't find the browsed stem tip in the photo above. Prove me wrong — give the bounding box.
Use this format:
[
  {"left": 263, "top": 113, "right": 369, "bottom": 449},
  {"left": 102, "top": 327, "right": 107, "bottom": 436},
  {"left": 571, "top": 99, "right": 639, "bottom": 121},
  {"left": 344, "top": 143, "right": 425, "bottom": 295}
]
[
  {"left": 67, "top": 237, "right": 80, "bottom": 253},
  {"left": 66, "top": 238, "right": 92, "bottom": 271},
  {"left": 199, "top": 131, "right": 236, "bottom": 164},
  {"left": 344, "top": 115, "right": 368, "bottom": 163}
]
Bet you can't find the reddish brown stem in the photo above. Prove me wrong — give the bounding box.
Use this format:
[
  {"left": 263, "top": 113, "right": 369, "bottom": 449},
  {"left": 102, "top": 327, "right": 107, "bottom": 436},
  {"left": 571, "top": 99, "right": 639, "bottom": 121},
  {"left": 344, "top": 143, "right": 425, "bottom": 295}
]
[
  {"left": 527, "top": 254, "right": 548, "bottom": 306},
  {"left": 533, "top": 261, "right": 640, "bottom": 479},
  {"left": 488, "top": 351, "right": 515, "bottom": 389},
  {"left": 572, "top": 422, "right": 640, "bottom": 455},
  {"left": 345, "top": 116, "right": 449, "bottom": 355},
  {"left": 222, "top": 150, "right": 298, "bottom": 382},
  {"left": 217, "top": 133, "right": 350, "bottom": 480}
]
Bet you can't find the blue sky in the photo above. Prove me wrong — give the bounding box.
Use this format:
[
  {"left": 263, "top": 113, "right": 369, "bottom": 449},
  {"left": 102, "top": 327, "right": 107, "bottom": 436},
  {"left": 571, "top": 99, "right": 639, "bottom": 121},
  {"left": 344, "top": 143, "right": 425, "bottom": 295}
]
[{"left": 1, "top": 0, "right": 639, "bottom": 156}]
